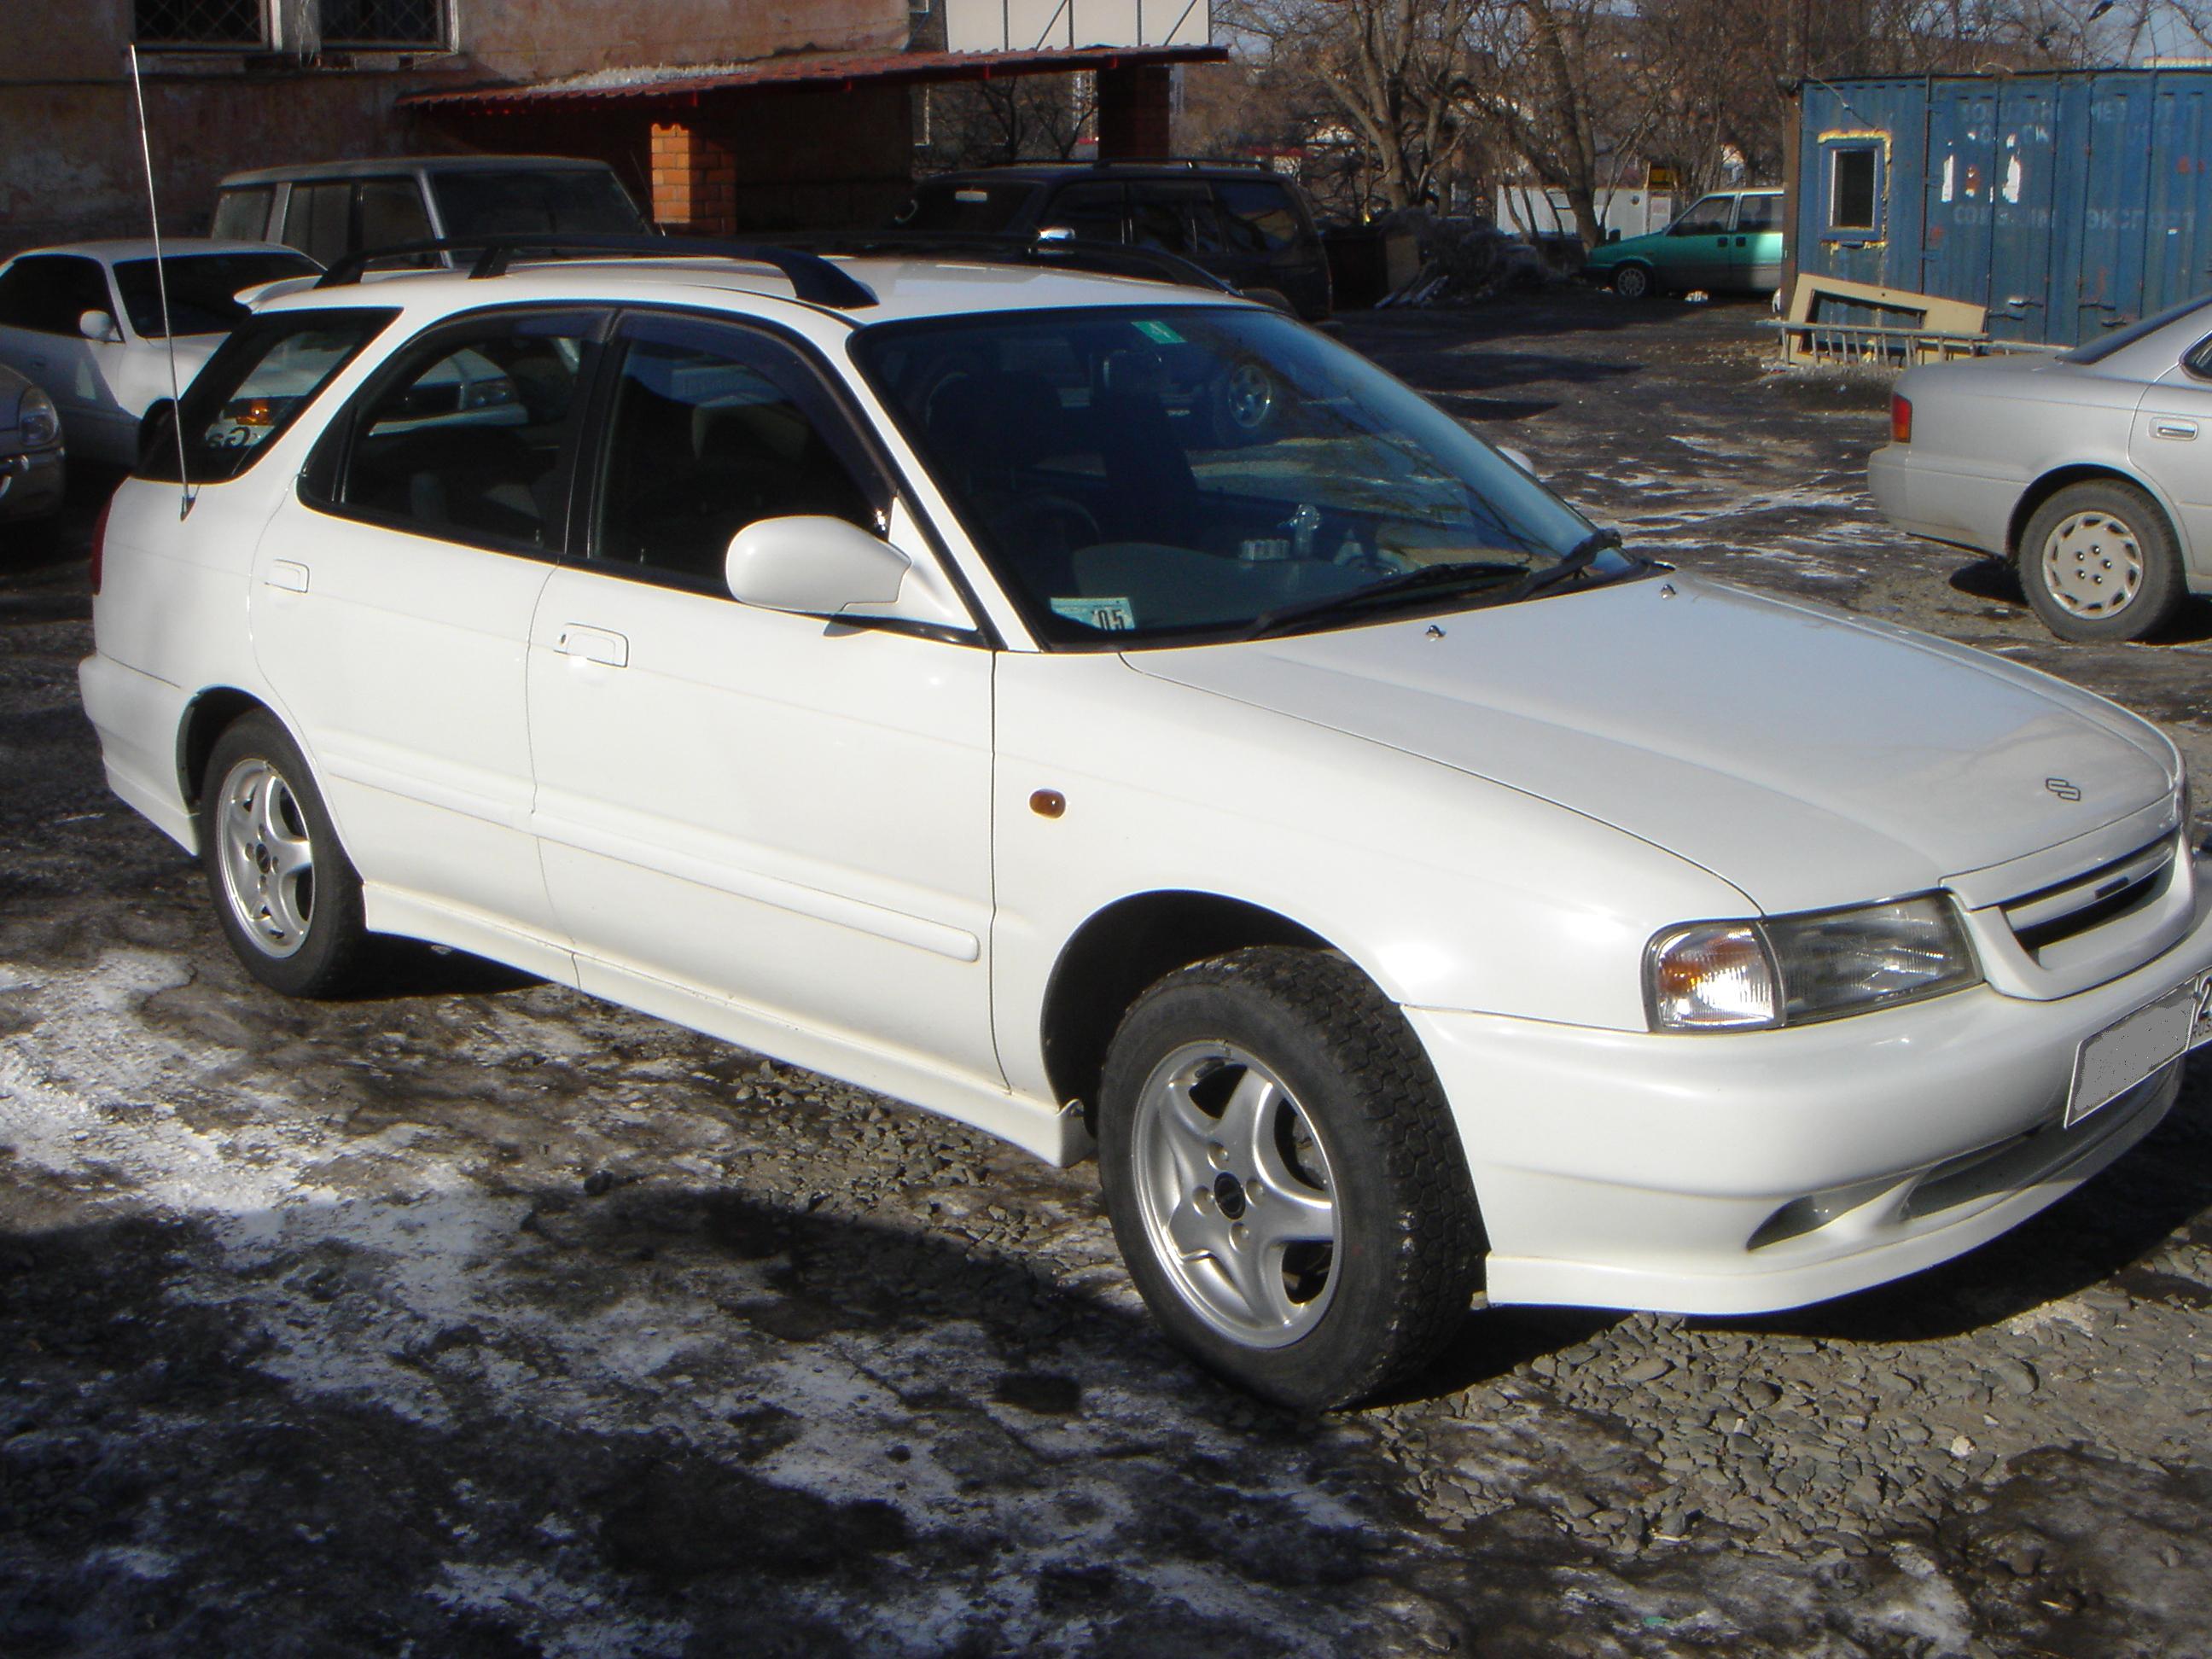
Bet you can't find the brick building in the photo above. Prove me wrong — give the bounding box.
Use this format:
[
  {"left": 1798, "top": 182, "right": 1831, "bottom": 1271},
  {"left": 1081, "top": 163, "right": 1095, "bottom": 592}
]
[{"left": 1, "top": 1, "right": 1220, "bottom": 251}]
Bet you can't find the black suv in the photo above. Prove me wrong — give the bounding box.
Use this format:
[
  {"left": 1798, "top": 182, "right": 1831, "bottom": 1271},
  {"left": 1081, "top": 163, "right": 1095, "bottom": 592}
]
[{"left": 894, "top": 161, "right": 1332, "bottom": 321}]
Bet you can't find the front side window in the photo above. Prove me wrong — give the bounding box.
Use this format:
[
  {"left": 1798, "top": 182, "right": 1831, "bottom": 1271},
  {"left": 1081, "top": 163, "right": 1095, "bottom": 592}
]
[
  {"left": 113, "top": 251, "right": 320, "bottom": 338},
  {"left": 1669, "top": 195, "right": 1735, "bottom": 236},
  {"left": 325, "top": 311, "right": 598, "bottom": 552},
  {"left": 136, "top": 307, "right": 397, "bottom": 485},
  {"left": 135, "top": 0, "right": 265, "bottom": 46},
  {"left": 1041, "top": 183, "right": 1126, "bottom": 242},
  {"left": 282, "top": 182, "right": 354, "bottom": 266},
  {"left": 211, "top": 187, "right": 274, "bottom": 242},
  {"left": 592, "top": 316, "right": 878, "bottom": 589},
  {"left": 856, "top": 306, "right": 1627, "bottom": 646},
  {"left": 0, "top": 256, "right": 114, "bottom": 335}
]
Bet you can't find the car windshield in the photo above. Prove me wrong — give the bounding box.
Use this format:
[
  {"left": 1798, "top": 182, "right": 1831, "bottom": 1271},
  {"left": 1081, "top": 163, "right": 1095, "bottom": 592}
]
[
  {"left": 853, "top": 306, "right": 1628, "bottom": 645},
  {"left": 113, "top": 251, "right": 322, "bottom": 337},
  {"left": 897, "top": 181, "right": 1044, "bottom": 234},
  {"left": 431, "top": 170, "right": 648, "bottom": 239}
]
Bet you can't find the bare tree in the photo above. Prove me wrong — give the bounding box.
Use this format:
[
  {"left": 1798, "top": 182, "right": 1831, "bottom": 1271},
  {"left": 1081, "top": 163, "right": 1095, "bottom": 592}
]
[{"left": 918, "top": 74, "right": 1097, "bottom": 170}]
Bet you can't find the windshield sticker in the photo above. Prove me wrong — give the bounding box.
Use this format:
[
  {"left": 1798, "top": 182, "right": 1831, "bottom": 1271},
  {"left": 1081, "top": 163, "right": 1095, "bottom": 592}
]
[
  {"left": 1050, "top": 597, "right": 1137, "bottom": 631},
  {"left": 1132, "top": 321, "right": 1185, "bottom": 346}
]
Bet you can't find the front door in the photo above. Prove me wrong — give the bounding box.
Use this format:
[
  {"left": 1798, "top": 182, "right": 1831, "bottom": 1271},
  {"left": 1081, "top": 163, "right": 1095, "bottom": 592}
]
[
  {"left": 1659, "top": 194, "right": 1737, "bottom": 291},
  {"left": 255, "top": 305, "right": 602, "bottom": 960},
  {"left": 526, "top": 311, "right": 1001, "bottom": 1086}
]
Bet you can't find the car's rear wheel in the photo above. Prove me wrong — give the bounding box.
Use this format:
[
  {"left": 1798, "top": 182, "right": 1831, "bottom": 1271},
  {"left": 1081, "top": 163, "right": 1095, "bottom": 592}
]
[
  {"left": 2020, "top": 480, "right": 2186, "bottom": 643},
  {"left": 1611, "top": 263, "right": 1655, "bottom": 300},
  {"left": 1097, "top": 946, "right": 1483, "bottom": 1409},
  {"left": 201, "top": 712, "right": 368, "bottom": 997}
]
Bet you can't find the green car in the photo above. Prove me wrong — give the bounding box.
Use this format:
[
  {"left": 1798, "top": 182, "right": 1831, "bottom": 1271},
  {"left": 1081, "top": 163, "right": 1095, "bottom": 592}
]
[{"left": 1584, "top": 188, "right": 1784, "bottom": 300}]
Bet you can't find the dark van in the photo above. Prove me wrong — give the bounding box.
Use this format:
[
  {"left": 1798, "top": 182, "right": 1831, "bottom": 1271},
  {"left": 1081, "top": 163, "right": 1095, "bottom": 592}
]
[{"left": 895, "top": 161, "right": 1332, "bottom": 320}]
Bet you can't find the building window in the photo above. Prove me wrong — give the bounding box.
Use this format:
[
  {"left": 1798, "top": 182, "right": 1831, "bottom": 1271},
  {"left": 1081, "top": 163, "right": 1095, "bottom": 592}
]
[
  {"left": 1824, "top": 141, "right": 1885, "bottom": 242},
  {"left": 134, "top": 0, "right": 266, "bottom": 47},
  {"left": 320, "top": 0, "right": 445, "bottom": 47}
]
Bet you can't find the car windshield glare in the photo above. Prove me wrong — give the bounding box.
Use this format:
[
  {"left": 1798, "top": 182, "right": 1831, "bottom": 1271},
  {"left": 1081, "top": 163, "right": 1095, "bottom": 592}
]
[
  {"left": 113, "top": 252, "right": 322, "bottom": 337},
  {"left": 855, "top": 306, "right": 1615, "bottom": 644}
]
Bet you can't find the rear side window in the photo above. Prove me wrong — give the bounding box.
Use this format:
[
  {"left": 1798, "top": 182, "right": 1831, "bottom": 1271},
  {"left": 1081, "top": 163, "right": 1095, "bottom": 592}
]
[
  {"left": 136, "top": 308, "right": 397, "bottom": 485},
  {"left": 430, "top": 170, "right": 647, "bottom": 239},
  {"left": 1213, "top": 179, "right": 1304, "bottom": 253},
  {"left": 0, "top": 255, "right": 114, "bottom": 335},
  {"left": 1736, "top": 194, "right": 1783, "bottom": 232},
  {"left": 211, "top": 187, "right": 274, "bottom": 242},
  {"left": 320, "top": 310, "right": 600, "bottom": 554},
  {"left": 358, "top": 178, "right": 435, "bottom": 260}
]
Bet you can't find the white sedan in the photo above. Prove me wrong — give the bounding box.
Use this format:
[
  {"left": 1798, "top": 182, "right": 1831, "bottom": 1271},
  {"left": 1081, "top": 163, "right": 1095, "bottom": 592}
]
[
  {"left": 79, "top": 246, "right": 2212, "bottom": 1407},
  {"left": 1871, "top": 297, "right": 2212, "bottom": 642},
  {"left": 0, "top": 239, "right": 318, "bottom": 468}
]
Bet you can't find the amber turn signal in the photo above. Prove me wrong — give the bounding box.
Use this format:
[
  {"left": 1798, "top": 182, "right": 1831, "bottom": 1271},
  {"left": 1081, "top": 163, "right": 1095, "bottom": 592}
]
[{"left": 1029, "top": 789, "right": 1066, "bottom": 818}]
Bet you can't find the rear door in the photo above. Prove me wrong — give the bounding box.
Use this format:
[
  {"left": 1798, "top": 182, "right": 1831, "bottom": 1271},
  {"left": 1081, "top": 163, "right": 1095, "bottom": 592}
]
[
  {"left": 255, "top": 306, "right": 602, "bottom": 963},
  {"left": 1730, "top": 191, "right": 1785, "bottom": 291}
]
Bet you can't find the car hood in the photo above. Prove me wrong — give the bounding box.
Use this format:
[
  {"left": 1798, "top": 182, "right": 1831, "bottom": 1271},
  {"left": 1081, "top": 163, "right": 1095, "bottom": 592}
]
[
  {"left": 1588, "top": 230, "right": 1668, "bottom": 265},
  {"left": 1126, "top": 573, "right": 2175, "bottom": 913}
]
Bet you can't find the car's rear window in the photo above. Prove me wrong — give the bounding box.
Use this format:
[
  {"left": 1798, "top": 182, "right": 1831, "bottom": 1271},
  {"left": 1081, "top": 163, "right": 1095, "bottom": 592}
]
[
  {"left": 897, "top": 181, "right": 1043, "bottom": 234},
  {"left": 113, "top": 252, "right": 323, "bottom": 338},
  {"left": 136, "top": 307, "right": 397, "bottom": 485},
  {"left": 431, "top": 170, "right": 648, "bottom": 239}
]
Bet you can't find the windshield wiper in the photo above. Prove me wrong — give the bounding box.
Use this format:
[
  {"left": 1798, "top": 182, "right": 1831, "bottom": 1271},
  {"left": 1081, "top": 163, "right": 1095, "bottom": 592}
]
[
  {"left": 1237, "top": 559, "right": 1531, "bottom": 641},
  {"left": 1507, "top": 526, "right": 1626, "bottom": 602}
]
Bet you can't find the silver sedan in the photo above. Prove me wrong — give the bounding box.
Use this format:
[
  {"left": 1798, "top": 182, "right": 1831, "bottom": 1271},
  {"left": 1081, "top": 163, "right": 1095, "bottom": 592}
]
[{"left": 1869, "top": 300, "right": 2212, "bottom": 641}]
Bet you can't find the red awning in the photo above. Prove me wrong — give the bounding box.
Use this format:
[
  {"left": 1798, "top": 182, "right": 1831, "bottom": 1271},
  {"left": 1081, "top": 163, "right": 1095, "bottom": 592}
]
[{"left": 399, "top": 43, "right": 1227, "bottom": 114}]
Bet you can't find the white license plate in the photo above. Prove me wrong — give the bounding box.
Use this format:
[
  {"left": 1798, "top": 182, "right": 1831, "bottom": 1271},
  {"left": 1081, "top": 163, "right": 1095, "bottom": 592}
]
[{"left": 2066, "top": 970, "right": 2212, "bottom": 1128}]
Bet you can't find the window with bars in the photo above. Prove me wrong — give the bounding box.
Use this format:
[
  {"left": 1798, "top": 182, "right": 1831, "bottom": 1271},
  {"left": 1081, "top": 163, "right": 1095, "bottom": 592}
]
[
  {"left": 135, "top": 0, "right": 266, "bottom": 46},
  {"left": 320, "top": 0, "right": 445, "bottom": 46}
]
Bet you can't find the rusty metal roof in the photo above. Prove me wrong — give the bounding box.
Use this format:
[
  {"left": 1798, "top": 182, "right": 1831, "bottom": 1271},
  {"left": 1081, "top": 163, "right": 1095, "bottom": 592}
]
[{"left": 399, "top": 43, "right": 1228, "bottom": 114}]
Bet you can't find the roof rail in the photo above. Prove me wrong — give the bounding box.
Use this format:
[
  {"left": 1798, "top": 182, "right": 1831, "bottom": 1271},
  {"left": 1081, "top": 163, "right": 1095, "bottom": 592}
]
[
  {"left": 311, "top": 235, "right": 879, "bottom": 310},
  {"left": 770, "top": 230, "right": 1237, "bottom": 296},
  {"left": 1086, "top": 156, "right": 1276, "bottom": 172}
]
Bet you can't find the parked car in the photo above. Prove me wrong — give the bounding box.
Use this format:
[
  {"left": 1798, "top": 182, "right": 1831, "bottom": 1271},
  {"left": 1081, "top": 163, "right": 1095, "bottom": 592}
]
[
  {"left": 83, "top": 245, "right": 2212, "bottom": 1408},
  {"left": 1583, "top": 187, "right": 1784, "bottom": 299},
  {"left": 213, "top": 155, "right": 651, "bottom": 271},
  {"left": 0, "top": 362, "right": 65, "bottom": 526},
  {"left": 0, "top": 241, "right": 320, "bottom": 468},
  {"left": 1871, "top": 296, "right": 2212, "bottom": 641},
  {"left": 894, "top": 160, "right": 1333, "bottom": 320}
]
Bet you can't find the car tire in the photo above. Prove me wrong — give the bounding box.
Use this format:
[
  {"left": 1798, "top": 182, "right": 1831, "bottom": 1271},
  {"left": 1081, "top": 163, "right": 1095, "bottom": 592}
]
[
  {"left": 2019, "top": 480, "right": 2186, "bottom": 643},
  {"left": 1097, "top": 946, "right": 1484, "bottom": 1410},
  {"left": 1611, "top": 264, "right": 1655, "bottom": 300},
  {"left": 200, "top": 712, "right": 370, "bottom": 998}
]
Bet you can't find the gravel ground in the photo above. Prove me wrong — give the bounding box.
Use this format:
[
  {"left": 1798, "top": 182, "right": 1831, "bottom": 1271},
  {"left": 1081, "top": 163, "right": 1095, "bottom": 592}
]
[{"left": 3, "top": 289, "right": 2210, "bottom": 1657}]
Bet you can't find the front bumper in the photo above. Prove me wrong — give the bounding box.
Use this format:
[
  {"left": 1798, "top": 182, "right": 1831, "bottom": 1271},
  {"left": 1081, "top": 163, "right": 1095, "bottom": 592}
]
[
  {"left": 0, "top": 445, "right": 65, "bottom": 522},
  {"left": 1408, "top": 855, "right": 2212, "bottom": 1314}
]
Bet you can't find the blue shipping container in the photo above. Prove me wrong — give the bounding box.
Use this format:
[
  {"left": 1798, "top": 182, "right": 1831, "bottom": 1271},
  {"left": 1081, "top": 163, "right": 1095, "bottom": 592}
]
[{"left": 1796, "top": 70, "right": 2212, "bottom": 346}]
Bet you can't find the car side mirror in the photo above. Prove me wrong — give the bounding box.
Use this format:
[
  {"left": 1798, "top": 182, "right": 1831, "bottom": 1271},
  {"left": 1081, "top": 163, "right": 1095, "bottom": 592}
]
[
  {"left": 724, "top": 515, "right": 911, "bottom": 616},
  {"left": 79, "top": 309, "right": 124, "bottom": 344}
]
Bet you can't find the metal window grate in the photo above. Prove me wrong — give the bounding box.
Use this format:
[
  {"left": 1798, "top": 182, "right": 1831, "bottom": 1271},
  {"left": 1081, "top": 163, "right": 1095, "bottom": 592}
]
[
  {"left": 135, "top": 0, "right": 265, "bottom": 45},
  {"left": 320, "top": 0, "right": 444, "bottom": 46}
]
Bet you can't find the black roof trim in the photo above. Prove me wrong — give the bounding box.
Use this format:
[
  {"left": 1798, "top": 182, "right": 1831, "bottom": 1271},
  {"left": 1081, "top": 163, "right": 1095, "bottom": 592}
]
[{"left": 311, "top": 236, "right": 879, "bottom": 310}]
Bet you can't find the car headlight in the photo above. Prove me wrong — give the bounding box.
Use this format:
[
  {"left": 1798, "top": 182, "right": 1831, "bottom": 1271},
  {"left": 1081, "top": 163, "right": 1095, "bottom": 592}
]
[
  {"left": 19, "top": 386, "right": 60, "bottom": 450},
  {"left": 1646, "top": 894, "right": 1980, "bottom": 1032}
]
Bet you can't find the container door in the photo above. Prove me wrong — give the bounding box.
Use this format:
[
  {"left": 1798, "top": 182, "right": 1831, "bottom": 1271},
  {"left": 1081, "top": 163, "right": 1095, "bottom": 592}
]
[
  {"left": 1923, "top": 87, "right": 1998, "bottom": 311},
  {"left": 2147, "top": 79, "right": 2212, "bottom": 321},
  {"left": 1987, "top": 84, "right": 2058, "bottom": 344},
  {"left": 2076, "top": 74, "right": 2157, "bottom": 340}
]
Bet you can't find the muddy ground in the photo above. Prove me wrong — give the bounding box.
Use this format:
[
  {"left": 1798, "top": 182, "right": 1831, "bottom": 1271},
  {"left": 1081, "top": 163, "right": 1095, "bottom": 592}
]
[{"left": 3, "top": 289, "right": 2209, "bottom": 1657}]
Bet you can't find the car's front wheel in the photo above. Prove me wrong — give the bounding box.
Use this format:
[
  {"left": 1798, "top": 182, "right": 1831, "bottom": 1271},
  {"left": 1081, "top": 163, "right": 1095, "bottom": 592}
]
[
  {"left": 2020, "top": 480, "right": 2186, "bottom": 643},
  {"left": 201, "top": 712, "right": 369, "bottom": 997},
  {"left": 1097, "top": 947, "right": 1484, "bottom": 1409},
  {"left": 1611, "top": 263, "right": 1655, "bottom": 300}
]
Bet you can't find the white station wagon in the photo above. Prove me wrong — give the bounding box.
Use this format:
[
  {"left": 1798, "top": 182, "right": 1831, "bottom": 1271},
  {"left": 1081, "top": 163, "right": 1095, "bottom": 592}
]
[{"left": 82, "top": 243, "right": 2212, "bottom": 1407}]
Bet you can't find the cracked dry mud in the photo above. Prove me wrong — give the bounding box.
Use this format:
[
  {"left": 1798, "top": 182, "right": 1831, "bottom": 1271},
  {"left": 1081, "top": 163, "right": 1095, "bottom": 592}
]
[{"left": 3, "top": 292, "right": 2209, "bottom": 1656}]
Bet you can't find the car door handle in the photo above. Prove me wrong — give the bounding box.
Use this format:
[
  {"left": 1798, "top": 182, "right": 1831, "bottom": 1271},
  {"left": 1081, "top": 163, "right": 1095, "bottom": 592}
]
[
  {"left": 265, "top": 560, "right": 310, "bottom": 593},
  {"left": 556, "top": 625, "right": 629, "bottom": 667},
  {"left": 2152, "top": 420, "right": 2198, "bottom": 439}
]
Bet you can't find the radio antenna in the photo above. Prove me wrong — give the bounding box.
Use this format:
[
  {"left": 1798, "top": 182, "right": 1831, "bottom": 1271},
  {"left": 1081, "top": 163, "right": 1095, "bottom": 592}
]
[{"left": 128, "top": 44, "right": 193, "bottom": 519}]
